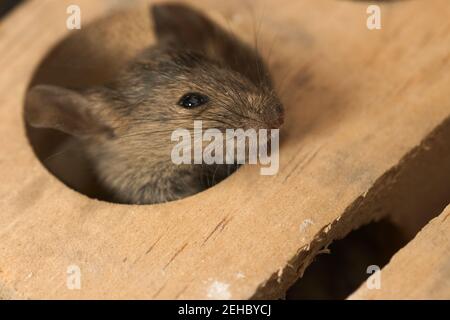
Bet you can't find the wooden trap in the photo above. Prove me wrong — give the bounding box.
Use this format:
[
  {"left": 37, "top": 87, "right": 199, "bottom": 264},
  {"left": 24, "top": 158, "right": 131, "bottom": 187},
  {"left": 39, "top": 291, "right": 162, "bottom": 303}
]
[{"left": 0, "top": 0, "right": 449, "bottom": 299}]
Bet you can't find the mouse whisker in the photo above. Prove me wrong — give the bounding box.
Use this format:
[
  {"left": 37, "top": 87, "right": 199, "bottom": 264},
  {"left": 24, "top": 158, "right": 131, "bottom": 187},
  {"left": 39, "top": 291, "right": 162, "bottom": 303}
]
[
  {"left": 42, "top": 141, "right": 80, "bottom": 163},
  {"left": 118, "top": 128, "right": 182, "bottom": 140}
]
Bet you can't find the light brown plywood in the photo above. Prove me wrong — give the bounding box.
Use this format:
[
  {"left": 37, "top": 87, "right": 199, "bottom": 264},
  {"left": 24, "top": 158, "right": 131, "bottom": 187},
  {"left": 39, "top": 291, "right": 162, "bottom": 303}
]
[
  {"left": 349, "top": 205, "right": 450, "bottom": 300},
  {"left": 0, "top": 0, "right": 449, "bottom": 299}
]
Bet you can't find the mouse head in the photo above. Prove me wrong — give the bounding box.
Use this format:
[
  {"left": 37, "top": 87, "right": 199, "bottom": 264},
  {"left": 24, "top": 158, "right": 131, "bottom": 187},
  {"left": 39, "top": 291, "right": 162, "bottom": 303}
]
[{"left": 26, "top": 4, "right": 284, "bottom": 171}]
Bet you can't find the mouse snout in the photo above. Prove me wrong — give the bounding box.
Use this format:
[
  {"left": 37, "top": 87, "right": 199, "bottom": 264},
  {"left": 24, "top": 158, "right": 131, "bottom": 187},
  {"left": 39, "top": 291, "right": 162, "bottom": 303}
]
[
  {"left": 243, "top": 108, "right": 284, "bottom": 132},
  {"left": 269, "top": 107, "right": 284, "bottom": 129},
  {"left": 260, "top": 103, "right": 285, "bottom": 130}
]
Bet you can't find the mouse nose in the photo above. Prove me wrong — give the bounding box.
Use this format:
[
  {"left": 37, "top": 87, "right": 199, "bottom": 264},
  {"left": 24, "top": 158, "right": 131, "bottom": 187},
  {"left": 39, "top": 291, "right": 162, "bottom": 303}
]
[
  {"left": 245, "top": 108, "right": 284, "bottom": 131},
  {"left": 263, "top": 104, "right": 284, "bottom": 129},
  {"left": 244, "top": 105, "right": 284, "bottom": 131},
  {"left": 271, "top": 108, "right": 284, "bottom": 129}
]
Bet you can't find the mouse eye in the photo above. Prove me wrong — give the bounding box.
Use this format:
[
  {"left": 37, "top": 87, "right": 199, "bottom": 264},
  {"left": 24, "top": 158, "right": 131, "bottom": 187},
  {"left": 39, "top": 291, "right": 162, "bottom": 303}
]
[{"left": 178, "top": 93, "right": 209, "bottom": 108}]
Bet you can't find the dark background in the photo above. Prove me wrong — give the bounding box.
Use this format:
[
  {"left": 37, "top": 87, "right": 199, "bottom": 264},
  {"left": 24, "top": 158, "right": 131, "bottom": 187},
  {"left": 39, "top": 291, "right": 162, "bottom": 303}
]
[{"left": 0, "top": 0, "right": 24, "bottom": 19}]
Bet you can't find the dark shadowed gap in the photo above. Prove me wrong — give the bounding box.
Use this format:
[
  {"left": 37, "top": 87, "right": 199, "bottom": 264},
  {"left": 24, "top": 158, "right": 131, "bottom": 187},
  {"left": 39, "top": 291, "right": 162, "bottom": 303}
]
[
  {"left": 286, "top": 219, "right": 408, "bottom": 300},
  {"left": 279, "top": 116, "right": 450, "bottom": 300},
  {"left": 0, "top": 0, "right": 24, "bottom": 19}
]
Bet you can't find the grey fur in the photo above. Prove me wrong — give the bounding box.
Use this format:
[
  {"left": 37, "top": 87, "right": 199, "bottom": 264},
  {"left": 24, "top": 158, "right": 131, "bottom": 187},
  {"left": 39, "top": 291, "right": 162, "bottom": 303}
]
[{"left": 25, "top": 3, "right": 284, "bottom": 204}]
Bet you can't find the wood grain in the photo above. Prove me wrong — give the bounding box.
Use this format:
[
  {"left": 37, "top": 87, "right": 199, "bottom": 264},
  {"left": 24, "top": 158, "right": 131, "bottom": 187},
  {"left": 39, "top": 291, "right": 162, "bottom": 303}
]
[
  {"left": 0, "top": 0, "right": 449, "bottom": 299},
  {"left": 349, "top": 205, "right": 450, "bottom": 300}
]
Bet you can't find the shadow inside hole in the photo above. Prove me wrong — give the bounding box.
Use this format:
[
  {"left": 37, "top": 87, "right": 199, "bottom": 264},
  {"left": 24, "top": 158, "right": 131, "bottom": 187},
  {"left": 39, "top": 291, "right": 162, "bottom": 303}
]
[
  {"left": 286, "top": 220, "right": 409, "bottom": 300},
  {"left": 25, "top": 7, "right": 156, "bottom": 202},
  {"left": 24, "top": 4, "right": 281, "bottom": 204},
  {"left": 0, "top": 0, "right": 23, "bottom": 19}
]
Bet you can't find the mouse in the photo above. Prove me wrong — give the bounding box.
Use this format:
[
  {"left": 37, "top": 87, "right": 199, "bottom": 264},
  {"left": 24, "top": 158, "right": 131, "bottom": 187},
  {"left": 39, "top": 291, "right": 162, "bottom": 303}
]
[{"left": 25, "top": 3, "right": 284, "bottom": 204}]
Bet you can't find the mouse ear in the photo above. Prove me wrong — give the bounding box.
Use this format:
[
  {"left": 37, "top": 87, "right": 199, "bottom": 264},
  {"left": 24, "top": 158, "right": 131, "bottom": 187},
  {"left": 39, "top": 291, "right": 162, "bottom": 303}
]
[
  {"left": 25, "top": 85, "right": 113, "bottom": 139},
  {"left": 151, "top": 3, "right": 270, "bottom": 86}
]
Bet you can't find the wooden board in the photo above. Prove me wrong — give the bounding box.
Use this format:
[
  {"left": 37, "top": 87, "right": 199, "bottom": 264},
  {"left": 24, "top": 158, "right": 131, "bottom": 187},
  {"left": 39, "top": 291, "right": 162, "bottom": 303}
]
[
  {"left": 0, "top": 0, "right": 450, "bottom": 299},
  {"left": 349, "top": 205, "right": 450, "bottom": 300}
]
